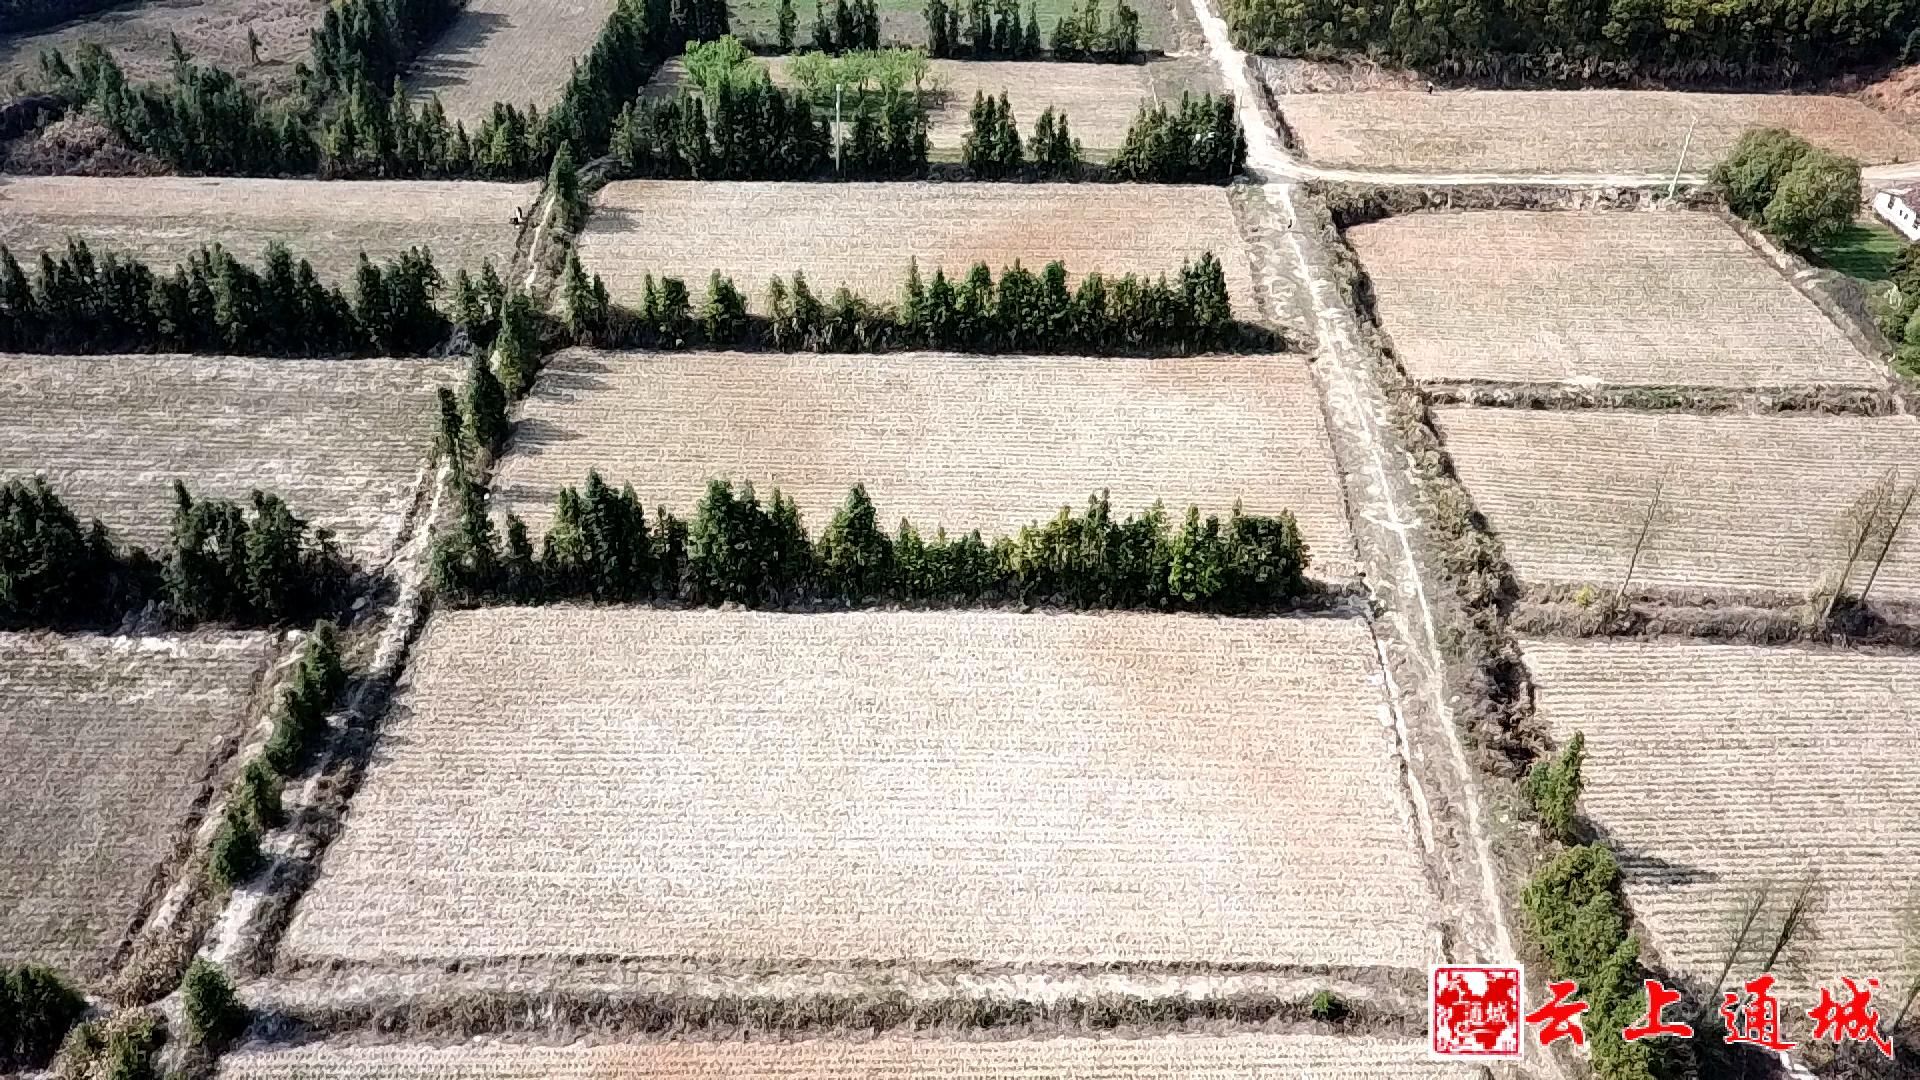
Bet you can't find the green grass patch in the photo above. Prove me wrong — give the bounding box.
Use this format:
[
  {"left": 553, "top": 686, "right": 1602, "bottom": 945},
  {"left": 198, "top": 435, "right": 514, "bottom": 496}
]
[{"left": 1814, "top": 219, "right": 1906, "bottom": 282}]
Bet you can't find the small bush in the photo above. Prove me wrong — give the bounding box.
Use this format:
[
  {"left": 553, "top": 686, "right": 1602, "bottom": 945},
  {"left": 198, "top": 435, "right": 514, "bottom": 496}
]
[
  {"left": 1308, "top": 989, "right": 1347, "bottom": 1022},
  {"left": 55, "top": 1009, "right": 163, "bottom": 1080},
  {"left": 1522, "top": 731, "right": 1585, "bottom": 843},
  {"left": 235, "top": 760, "right": 284, "bottom": 830},
  {"left": 0, "top": 964, "right": 86, "bottom": 1070},
  {"left": 208, "top": 804, "right": 262, "bottom": 888},
  {"left": 181, "top": 962, "right": 247, "bottom": 1048}
]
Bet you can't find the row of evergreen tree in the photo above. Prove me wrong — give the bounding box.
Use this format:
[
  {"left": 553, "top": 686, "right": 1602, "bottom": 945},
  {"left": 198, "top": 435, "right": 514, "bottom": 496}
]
[
  {"left": 607, "top": 80, "right": 927, "bottom": 179},
  {"left": 304, "top": 0, "right": 463, "bottom": 103},
  {"left": 1221, "top": 0, "right": 1914, "bottom": 82},
  {"left": 1109, "top": 93, "right": 1245, "bottom": 182},
  {"left": 0, "top": 239, "right": 448, "bottom": 357},
  {"left": 925, "top": 0, "right": 1138, "bottom": 59},
  {"left": 0, "top": 478, "right": 351, "bottom": 629},
  {"left": 793, "top": 0, "right": 883, "bottom": 51},
  {"left": 962, "top": 92, "right": 1080, "bottom": 178},
  {"left": 562, "top": 254, "right": 1247, "bottom": 355},
  {"left": 435, "top": 477, "right": 1315, "bottom": 613}
]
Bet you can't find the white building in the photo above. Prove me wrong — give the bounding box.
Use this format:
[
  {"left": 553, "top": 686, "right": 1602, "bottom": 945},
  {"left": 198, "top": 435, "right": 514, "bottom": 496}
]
[{"left": 1873, "top": 186, "right": 1920, "bottom": 241}]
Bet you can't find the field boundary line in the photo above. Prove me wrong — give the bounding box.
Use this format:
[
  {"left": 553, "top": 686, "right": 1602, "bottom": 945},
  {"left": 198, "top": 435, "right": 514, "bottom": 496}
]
[{"left": 1419, "top": 379, "right": 1902, "bottom": 415}]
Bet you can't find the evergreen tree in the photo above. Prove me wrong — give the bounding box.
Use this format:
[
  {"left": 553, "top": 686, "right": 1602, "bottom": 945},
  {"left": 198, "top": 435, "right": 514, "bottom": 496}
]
[
  {"left": 817, "top": 483, "right": 894, "bottom": 598},
  {"left": 777, "top": 0, "right": 798, "bottom": 48},
  {"left": 209, "top": 802, "right": 262, "bottom": 887},
  {"left": 547, "top": 143, "right": 585, "bottom": 231},
  {"left": 183, "top": 961, "right": 249, "bottom": 1049},
  {"left": 494, "top": 291, "right": 542, "bottom": 395},
  {"left": 465, "top": 351, "right": 511, "bottom": 456},
  {"left": 563, "top": 251, "right": 610, "bottom": 344},
  {"left": 701, "top": 271, "right": 749, "bottom": 342}
]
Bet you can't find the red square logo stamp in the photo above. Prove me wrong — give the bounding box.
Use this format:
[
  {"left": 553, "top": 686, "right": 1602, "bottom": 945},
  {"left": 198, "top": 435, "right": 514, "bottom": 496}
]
[{"left": 1432, "top": 965, "right": 1525, "bottom": 1058}]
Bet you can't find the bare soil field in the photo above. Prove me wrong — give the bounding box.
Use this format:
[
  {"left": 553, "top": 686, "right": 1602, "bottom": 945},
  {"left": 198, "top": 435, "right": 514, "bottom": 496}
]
[
  {"left": 641, "top": 57, "right": 1214, "bottom": 161},
  {"left": 1271, "top": 89, "right": 1920, "bottom": 173},
  {"left": 1433, "top": 407, "right": 1920, "bottom": 601},
  {"left": 1525, "top": 638, "right": 1920, "bottom": 991},
  {"left": 576, "top": 180, "right": 1259, "bottom": 311},
  {"left": 496, "top": 349, "right": 1356, "bottom": 580},
  {"left": 408, "top": 0, "right": 617, "bottom": 126},
  {"left": 0, "top": 353, "right": 456, "bottom": 563},
  {"left": 1349, "top": 210, "right": 1881, "bottom": 388},
  {"left": 282, "top": 607, "right": 1435, "bottom": 969},
  {"left": 218, "top": 1034, "right": 1478, "bottom": 1078},
  {"left": 0, "top": 176, "right": 535, "bottom": 285},
  {"left": 0, "top": 631, "right": 279, "bottom": 983},
  {"left": 0, "top": 0, "right": 322, "bottom": 97}
]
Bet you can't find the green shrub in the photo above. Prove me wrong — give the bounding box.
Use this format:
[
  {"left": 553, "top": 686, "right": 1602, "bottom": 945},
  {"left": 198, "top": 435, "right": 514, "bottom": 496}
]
[
  {"left": 235, "top": 760, "right": 284, "bottom": 830},
  {"left": 1308, "top": 989, "right": 1347, "bottom": 1022},
  {"left": 1522, "top": 731, "right": 1585, "bottom": 843},
  {"left": 1713, "top": 128, "right": 1861, "bottom": 253},
  {"left": 0, "top": 964, "right": 86, "bottom": 1070},
  {"left": 181, "top": 962, "right": 246, "bottom": 1048},
  {"left": 208, "top": 805, "right": 262, "bottom": 888}
]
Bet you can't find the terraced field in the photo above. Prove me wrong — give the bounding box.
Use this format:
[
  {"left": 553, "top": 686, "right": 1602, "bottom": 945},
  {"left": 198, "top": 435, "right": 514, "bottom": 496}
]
[
  {"left": 0, "top": 631, "right": 280, "bottom": 983},
  {"left": 0, "top": 0, "right": 323, "bottom": 97},
  {"left": 1350, "top": 210, "right": 1880, "bottom": 388},
  {"left": 0, "top": 353, "right": 456, "bottom": 563},
  {"left": 1434, "top": 407, "right": 1920, "bottom": 601},
  {"left": 494, "top": 349, "right": 1356, "bottom": 580},
  {"left": 0, "top": 177, "right": 534, "bottom": 285},
  {"left": 1270, "top": 89, "right": 1920, "bottom": 172},
  {"left": 281, "top": 607, "right": 1435, "bottom": 969},
  {"left": 576, "top": 180, "right": 1259, "bottom": 310},
  {"left": 217, "top": 1034, "right": 1480, "bottom": 1078},
  {"left": 1525, "top": 638, "right": 1920, "bottom": 991}
]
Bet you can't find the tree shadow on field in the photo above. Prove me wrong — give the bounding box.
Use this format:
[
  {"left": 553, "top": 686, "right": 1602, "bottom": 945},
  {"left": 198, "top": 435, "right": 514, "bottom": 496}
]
[
  {"left": 501, "top": 417, "right": 586, "bottom": 462},
  {"left": 1609, "top": 842, "right": 1718, "bottom": 890},
  {"left": 408, "top": 12, "right": 513, "bottom": 96},
  {"left": 529, "top": 364, "right": 611, "bottom": 398}
]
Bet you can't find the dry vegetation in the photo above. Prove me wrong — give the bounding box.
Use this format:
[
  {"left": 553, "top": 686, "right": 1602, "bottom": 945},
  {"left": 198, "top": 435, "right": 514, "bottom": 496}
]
[
  {"left": 0, "top": 0, "right": 322, "bottom": 97},
  {"left": 1349, "top": 210, "right": 1882, "bottom": 388},
  {"left": 0, "top": 630, "right": 279, "bottom": 983},
  {"left": 0, "top": 353, "right": 456, "bottom": 563},
  {"left": 217, "top": 1034, "right": 1479, "bottom": 1078},
  {"left": 408, "top": 0, "right": 619, "bottom": 125},
  {"left": 1433, "top": 407, "right": 1920, "bottom": 601},
  {"left": 495, "top": 349, "right": 1357, "bottom": 579},
  {"left": 1272, "top": 89, "right": 1920, "bottom": 173},
  {"left": 1525, "top": 638, "right": 1920, "bottom": 991},
  {"left": 0, "top": 177, "right": 535, "bottom": 285},
  {"left": 282, "top": 607, "right": 1435, "bottom": 969},
  {"left": 576, "top": 180, "right": 1260, "bottom": 309}
]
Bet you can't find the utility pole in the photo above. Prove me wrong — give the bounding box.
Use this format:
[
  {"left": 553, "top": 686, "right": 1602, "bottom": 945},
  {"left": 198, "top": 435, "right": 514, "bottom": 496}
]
[
  {"left": 1668, "top": 117, "right": 1698, "bottom": 199},
  {"left": 834, "top": 83, "right": 843, "bottom": 174}
]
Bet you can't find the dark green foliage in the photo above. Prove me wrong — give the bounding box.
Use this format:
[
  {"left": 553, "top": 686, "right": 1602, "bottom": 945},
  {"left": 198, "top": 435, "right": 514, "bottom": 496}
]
[
  {"left": 777, "top": 0, "right": 798, "bottom": 48},
  {"left": 441, "top": 480, "right": 1314, "bottom": 611},
  {"left": 836, "top": 92, "right": 932, "bottom": 179},
  {"left": 701, "top": 270, "right": 750, "bottom": 343},
  {"left": 547, "top": 144, "right": 585, "bottom": 232},
  {"left": 0, "top": 239, "right": 444, "bottom": 357},
  {"left": 208, "top": 802, "right": 262, "bottom": 887},
  {"left": 604, "top": 255, "right": 1242, "bottom": 354},
  {"left": 1523, "top": 845, "right": 1686, "bottom": 1080},
  {"left": 961, "top": 91, "right": 1024, "bottom": 178},
  {"left": 261, "top": 622, "right": 347, "bottom": 774},
  {"left": 0, "top": 478, "right": 140, "bottom": 627},
  {"left": 1028, "top": 107, "right": 1081, "bottom": 177},
  {"left": 1050, "top": 0, "right": 1140, "bottom": 59},
  {"left": 1523, "top": 731, "right": 1585, "bottom": 844},
  {"left": 306, "top": 0, "right": 462, "bottom": 102},
  {"left": 608, "top": 78, "right": 851, "bottom": 179},
  {"left": 181, "top": 962, "right": 247, "bottom": 1048},
  {"left": 1109, "top": 93, "right": 1245, "bottom": 182},
  {"left": 163, "top": 484, "right": 347, "bottom": 625},
  {"left": 1714, "top": 129, "right": 1861, "bottom": 253},
  {"left": 56, "top": 1012, "right": 164, "bottom": 1080},
  {"left": 494, "top": 291, "right": 544, "bottom": 396},
  {"left": 0, "top": 965, "right": 85, "bottom": 1070},
  {"left": 810, "top": 0, "right": 879, "bottom": 51},
  {"left": 452, "top": 260, "right": 508, "bottom": 346},
  {"left": 463, "top": 353, "right": 512, "bottom": 460},
  {"left": 236, "top": 759, "right": 285, "bottom": 830},
  {"left": 932, "top": 0, "right": 1051, "bottom": 56},
  {"left": 562, "top": 252, "right": 614, "bottom": 346},
  {"left": 1221, "top": 0, "right": 1914, "bottom": 82}
]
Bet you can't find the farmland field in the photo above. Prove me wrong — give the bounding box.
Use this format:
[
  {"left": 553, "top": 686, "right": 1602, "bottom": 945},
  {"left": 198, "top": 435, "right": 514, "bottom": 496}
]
[
  {"left": 0, "top": 353, "right": 456, "bottom": 563},
  {"left": 0, "top": 631, "right": 279, "bottom": 982},
  {"left": 576, "top": 180, "right": 1259, "bottom": 310},
  {"left": 0, "top": 177, "right": 534, "bottom": 285},
  {"left": 408, "top": 0, "right": 618, "bottom": 125},
  {"left": 218, "top": 1034, "right": 1479, "bottom": 1078},
  {"left": 494, "top": 350, "right": 1357, "bottom": 580},
  {"left": 1271, "top": 89, "right": 1920, "bottom": 173},
  {"left": 1433, "top": 408, "right": 1920, "bottom": 600},
  {"left": 281, "top": 607, "right": 1435, "bottom": 969},
  {"left": 0, "top": 0, "right": 323, "bottom": 97},
  {"left": 1349, "top": 211, "right": 1881, "bottom": 388},
  {"left": 1525, "top": 638, "right": 1920, "bottom": 989}
]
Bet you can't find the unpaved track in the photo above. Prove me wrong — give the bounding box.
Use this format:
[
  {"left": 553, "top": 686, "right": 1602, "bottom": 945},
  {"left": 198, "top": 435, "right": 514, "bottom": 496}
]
[{"left": 1187, "top": 0, "right": 1518, "bottom": 983}]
